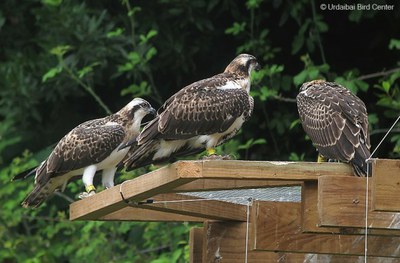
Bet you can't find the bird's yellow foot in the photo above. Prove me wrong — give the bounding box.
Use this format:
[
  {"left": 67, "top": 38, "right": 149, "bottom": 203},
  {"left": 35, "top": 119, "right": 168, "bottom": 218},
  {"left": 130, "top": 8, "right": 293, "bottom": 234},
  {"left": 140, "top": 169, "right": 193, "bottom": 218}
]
[
  {"left": 206, "top": 148, "right": 216, "bottom": 155},
  {"left": 202, "top": 148, "right": 234, "bottom": 160},
  {"left": 317, "top": 154, "right": 327, "bottom": 163},
  {"left": 78, "top": 185, "right": 96, "bottom": 199}
]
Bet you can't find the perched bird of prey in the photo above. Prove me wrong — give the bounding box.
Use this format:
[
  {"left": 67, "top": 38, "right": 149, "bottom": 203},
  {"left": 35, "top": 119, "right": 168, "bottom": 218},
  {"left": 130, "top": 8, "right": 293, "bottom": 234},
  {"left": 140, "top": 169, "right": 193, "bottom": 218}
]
[
  {"left": 122, "top": 54, "right": 260, "bottom": 170},
  {"left": 296, "top": 80, "right": 371, "bottom": 176},
  {"left": 13, "top": 98, "right": 155, "bottom": 208}
]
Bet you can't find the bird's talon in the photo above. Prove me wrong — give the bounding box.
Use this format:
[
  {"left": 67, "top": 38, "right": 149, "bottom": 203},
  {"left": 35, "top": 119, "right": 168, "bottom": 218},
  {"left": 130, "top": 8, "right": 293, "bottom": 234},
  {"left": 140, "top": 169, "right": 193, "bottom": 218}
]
[
  {"left": 78, "top": 192, "right": 88, "bottom": 199},
  {"left": 78, "top": 190, "right": 96, "bottom": 199},
  {"left": 221, "top": 154, "right": 234, "bottom": 160},
  {"left": 202, "top": 154, "right": 232, "bottom": 160}
]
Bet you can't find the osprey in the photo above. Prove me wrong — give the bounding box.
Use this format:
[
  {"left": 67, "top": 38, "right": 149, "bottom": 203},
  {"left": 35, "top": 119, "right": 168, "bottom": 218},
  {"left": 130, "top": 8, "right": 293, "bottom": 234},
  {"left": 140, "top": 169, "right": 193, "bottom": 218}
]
[
  {"left": 296, "top": 80, "right": 371, "bottom": 176},
  {"left": 122, "top": 54, "right": 260, "bottom": 170},
  {"left": 14, "top": 98, "right": 155, "bottom": 208}
]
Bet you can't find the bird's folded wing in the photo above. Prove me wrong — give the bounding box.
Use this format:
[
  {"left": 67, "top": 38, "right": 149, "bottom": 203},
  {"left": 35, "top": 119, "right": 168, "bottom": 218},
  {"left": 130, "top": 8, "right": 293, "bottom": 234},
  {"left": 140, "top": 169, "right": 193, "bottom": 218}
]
[
  {"left": 35, "top": 124, "right": 125, "bottom": 184},
  {"left": 141, "top": 79, "right": 251, "bottom": 142},
  {"left": 297, "top": 89, "right": 365, "bottom": 162}
]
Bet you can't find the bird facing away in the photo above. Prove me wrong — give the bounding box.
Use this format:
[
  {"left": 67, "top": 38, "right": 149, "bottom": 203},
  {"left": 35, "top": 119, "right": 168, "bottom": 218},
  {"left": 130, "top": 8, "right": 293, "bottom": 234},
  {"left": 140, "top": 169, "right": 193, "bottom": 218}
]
[
  {"left": 122, "top": 54, "right": 260, "bottom": 171},
  {"left": 296, "top": 80, "right": 371, "bottom": 176},
  {"left": 14, "top": 98, "right": 155, "bottom": 208}
]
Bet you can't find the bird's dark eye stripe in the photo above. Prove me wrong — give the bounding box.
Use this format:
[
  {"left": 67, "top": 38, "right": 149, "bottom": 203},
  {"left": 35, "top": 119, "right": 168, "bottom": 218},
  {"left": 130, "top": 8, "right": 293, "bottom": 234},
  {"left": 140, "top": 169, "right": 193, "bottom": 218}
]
[
  {"left": 246, "top": 59, "right": 254, "bottom": 68},
  {"left": 133, "top": 103, "right": 152, "bottom": 111},
  {"left": 131, "top": 105, "right": 141, "bottom": 112}
]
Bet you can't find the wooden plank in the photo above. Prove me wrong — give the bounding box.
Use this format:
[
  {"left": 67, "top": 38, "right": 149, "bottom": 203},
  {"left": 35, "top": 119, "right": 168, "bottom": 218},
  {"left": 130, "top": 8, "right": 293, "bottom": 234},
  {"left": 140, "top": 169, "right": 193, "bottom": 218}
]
[
  {"left": 253, "top": 201, "right": 400, "bottom": 257},
  {"left": 99, "top": 206, "right": 205, "bottom": 222},
  {"left": 319, "top": 176, "right": 400, "bottom": 230},
  {"left": 302, "top": 181, "right": 339, "bottom": 234},
  {"left": 372, "top": 159, "right": 400, "bottom": 212},
  {"left": 198, "top": 160, "right": 353, "bottom": 180},
  {"left": 70, "top": 160, "right": 353, "bottom": 221},
  {"left": 189, "top": 227, "right": 203, "bottom": 263},
  {"left": 139, "top": 193, "right": 247, "bottom": 221},
  {"left": 281, "top": 255, "right": 400, "bottom": 263},
  {"left": 202, "top": 221, "right": 263, "bottom": 263},
  {"left": 303, "top": 181, "right": 400, "bottom": 236},
  {"left": 174, "top": 178, "right": 300, "bottom": 192},
  {"left": 203, "top": 221, "right": 397, "bottom": 262},
  {"left": 69, "top": 164, "right": 196, "bottom": 221}
]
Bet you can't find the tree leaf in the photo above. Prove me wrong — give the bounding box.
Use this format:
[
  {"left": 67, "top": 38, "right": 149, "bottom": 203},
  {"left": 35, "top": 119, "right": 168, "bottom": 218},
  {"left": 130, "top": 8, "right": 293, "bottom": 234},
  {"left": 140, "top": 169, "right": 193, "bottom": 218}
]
[
  {"left": 107, "top": 27, "right": 124, "bottom": 38},
  {"left": 49, "top": 45, "right": 72, "bottom": 57},
  {"left": 42, "top": 66, "right": 62, "bottom": 82},
  {"left": 382, "top": 81, "right": 390, "bottom": 93},
  {"left": 389, "top": 38, "right": 400, "bottom": 50},
  {"left": 293, "top": 70, "right": 307, "bottom": 86},
  {"left": 41, "top": 0, "right": 62, "bottom": 7}
]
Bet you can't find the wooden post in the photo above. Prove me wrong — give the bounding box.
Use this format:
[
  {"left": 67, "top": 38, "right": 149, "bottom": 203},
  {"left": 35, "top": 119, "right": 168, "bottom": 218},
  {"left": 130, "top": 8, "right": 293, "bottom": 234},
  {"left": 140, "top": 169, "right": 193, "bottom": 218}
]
[
  {"left": 253, "top": 201, "right": 400, "bottom": 257},
  {"left": 372, "top": 159, "right": 400, "bottom": 212},
  {"left": 319, "top": 176, "right": 400, "bottom": 230}
]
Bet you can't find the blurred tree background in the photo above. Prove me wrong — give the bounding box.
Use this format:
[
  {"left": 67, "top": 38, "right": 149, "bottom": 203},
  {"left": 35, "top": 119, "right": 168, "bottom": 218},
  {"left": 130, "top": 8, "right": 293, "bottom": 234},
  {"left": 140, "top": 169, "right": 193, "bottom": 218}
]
[{"left": 1, "top": 0, "right": 399, "bottom": 262}]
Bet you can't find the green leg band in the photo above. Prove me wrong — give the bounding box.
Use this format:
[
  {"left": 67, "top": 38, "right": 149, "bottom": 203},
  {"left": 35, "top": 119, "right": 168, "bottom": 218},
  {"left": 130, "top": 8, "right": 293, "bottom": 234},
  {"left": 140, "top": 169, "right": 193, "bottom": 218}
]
[
  {"left": 206, "top": 148, "right": 216, "bottom": 155},
  {"left": 85, "top": 184, "right": 96, "bottom": 193},
  {"left": 317, "top": 154, "right": 327, "bottom": 163}
]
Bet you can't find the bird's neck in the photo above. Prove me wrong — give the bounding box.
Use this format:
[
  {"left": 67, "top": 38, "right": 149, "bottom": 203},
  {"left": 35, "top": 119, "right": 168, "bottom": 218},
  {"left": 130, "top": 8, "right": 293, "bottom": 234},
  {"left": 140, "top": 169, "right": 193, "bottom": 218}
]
[
  {"left": 109, "top": 113, "right": 127, "bottom": 125},
  {"left": 224, "top": 69, "right": 249, "bottom": 79},
  {"left": 225, "top": 72, "right": 251, "bottom": 93}
]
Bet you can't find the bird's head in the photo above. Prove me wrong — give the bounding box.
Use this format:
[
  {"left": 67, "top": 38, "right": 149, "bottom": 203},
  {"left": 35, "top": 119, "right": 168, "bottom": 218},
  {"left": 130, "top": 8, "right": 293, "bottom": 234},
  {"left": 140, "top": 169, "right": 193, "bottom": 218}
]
[
  {"left": 224, "top": 54, "right": 261, "bottom": 76},
  {"left": 122, "top": 98, "right": 156, "bottom": 121},
  {"left": 299, "top": 79, "right": 326, "bottom": 92}
]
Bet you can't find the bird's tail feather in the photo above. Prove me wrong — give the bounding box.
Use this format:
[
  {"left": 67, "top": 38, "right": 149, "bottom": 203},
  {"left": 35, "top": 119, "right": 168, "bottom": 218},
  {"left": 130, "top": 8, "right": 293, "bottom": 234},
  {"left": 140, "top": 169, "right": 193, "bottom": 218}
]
[
  {"left": 12, "top": 167, "right": 37, "bottom": 181},
  {"left": 351, "top": 144, "right": 371, "bottom": 177},
  {"left": 123, "top": 140, "right": 204, "bottom": 171},
  {"left": 123, "top": 141, "right": 159, "bottom": 171},
  {"left": 137, "top": 118, "right": 159, "bottom": 144},
  {"left": 351, "top": 163, "right": 371, "bottom": 177},
  {"left": 21, "top": 183, "right": 52, "bottom": 208}
]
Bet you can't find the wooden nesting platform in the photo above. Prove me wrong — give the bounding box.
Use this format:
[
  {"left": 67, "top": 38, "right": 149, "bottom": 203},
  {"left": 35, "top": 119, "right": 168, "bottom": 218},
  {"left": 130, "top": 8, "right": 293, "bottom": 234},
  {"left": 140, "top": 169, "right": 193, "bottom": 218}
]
[{"left": 69, "top": 159, "right": 400, "bottom": 262}]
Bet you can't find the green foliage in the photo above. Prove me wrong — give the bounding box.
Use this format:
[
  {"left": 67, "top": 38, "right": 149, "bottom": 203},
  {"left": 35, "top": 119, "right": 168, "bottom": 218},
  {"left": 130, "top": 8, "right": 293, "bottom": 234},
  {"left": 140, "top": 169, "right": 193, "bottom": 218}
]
[
  {"left": 1, "top": 154, "right": 191, "bottom": 262},
  {"left": 293, "top": 55, "right": 330, "bottom": 86},
  {"left": 1, "top": 0, "right": 400, "bottom": 262},
  {"left": 225, "top": 22, "right": 247, "bottom": 36},
  {"left": 389, "top": 38, "right": 400, "bottom": 50}
]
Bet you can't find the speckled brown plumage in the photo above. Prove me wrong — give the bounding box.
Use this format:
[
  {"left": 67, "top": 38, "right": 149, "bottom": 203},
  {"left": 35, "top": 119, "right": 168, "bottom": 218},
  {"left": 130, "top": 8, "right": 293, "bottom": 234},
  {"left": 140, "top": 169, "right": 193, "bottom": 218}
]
[
  {"left": 142, "top": 76, "right": 253, "bottom": 141},
  {"left": 14, "top": 98, "right": 155, "bottom": 207},
  {"left": 122, "top": 54, "right": 260, "bottom": 170},
  {"left": 296, "top": 80, "right": 371, "bottom": 176}
]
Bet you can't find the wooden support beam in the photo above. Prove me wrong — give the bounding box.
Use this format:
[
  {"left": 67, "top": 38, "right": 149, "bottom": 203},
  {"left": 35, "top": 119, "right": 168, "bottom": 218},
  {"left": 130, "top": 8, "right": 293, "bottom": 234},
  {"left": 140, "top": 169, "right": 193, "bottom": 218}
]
[
  {"left": 253, "top": 201, "right": 400, "bottom": 257},
  {"left": 372, "top": 159, "right": 400, "bottom": 212},
  {"left": 139, "top": 193, "right": 248, "bottom": 221},
  {"left": 303, "top": 181, "right": 400, "bottom": 236},
  {"left": 70, "top": 164, "right": 196, "bottom": 221},
  {"left": 302, "top": 181, "right": 339, "bottom": 234},
  {"left": 174, "top": 178, "right": 300, "bottom": 192},
  {"left": 99, "top": 206, "right": 206, "bottom": 222},
  {"left": 319, "top": 176, "right": 400, "bottom": 230},
  {"left": 203, "top": 221, "right": 398, "bottom": 262},
  {"left": 189, "top": 227, "right": 203, "bottom": 263}
]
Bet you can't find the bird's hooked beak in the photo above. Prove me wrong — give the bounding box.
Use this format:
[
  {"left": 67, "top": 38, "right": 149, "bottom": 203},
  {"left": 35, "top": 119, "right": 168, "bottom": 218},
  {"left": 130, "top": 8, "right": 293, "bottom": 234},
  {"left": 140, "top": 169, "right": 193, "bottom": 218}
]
[
  {"left": 254, "top": 62, "right": 261, "bottom": 72},
  {"left": 148, "top": 107, "right": 157, "bottom": 116}
]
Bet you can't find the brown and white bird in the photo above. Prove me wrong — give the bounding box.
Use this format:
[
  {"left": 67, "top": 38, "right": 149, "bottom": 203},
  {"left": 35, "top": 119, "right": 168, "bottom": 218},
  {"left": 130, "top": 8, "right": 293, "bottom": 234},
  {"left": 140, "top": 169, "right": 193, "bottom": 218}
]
[
  {"left": 122, "top": 54, "right": 260, "bottom": 170},
  {"left": 296, "top": 80, "right": 371, "bottom": 176},
  {"left": 13, "top": 98, "right": 155, "bottom": 208}
]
